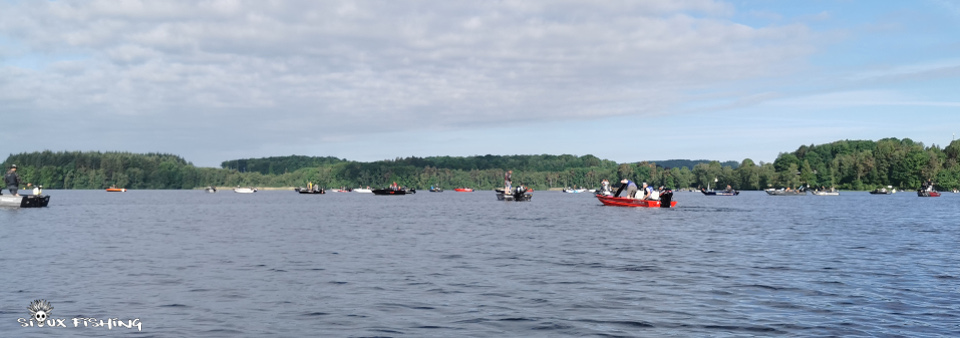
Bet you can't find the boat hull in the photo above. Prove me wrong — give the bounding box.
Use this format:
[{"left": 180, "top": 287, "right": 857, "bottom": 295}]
[
  {"left": 596, "top": 194, "right": 676, "bottom": 208},
  {"left": 454, "top": 188, "right": 473, "bottom": 192},
  {"left": 765, "top": 189, "right": 806, "bottom": 196},
  {"left": 701, "top": 189, "right": 738, "bottom": 196},
  {"left": 496, "top": 192, "right": 532, "bottom": 201},
  {"left": 106, "top": 188, "right": 126, "bottom": 192},
  {"left": 918, "top": 191, "right": 941, "bottom": 197},
  {"left": 0, "top": 195, "right": 50, "bottom": 208},
  {"left": 372, "top": 189, "right": 415, "bottom": 195},
  {"left": 234, "top": 188, "right": 257, "bottom": 193},
  {"left": 353, "top": 189, "right": 373, "bottom": 193},
  {"left": 811, "top": 191, "right": 839, "bottom": 196}
]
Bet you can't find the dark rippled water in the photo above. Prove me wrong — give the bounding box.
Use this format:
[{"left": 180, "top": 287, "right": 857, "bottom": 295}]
[{"left": 2, "top": 190, "right": 958, "bottom": 337}]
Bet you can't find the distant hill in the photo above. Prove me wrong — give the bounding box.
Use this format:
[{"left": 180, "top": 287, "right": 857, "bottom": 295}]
[{"left": 651, "top": 159, "right": 739, "bottom": 169}]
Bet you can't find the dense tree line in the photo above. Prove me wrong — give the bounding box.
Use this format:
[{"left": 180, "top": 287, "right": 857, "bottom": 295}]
[
  {"left": 5, "top": 138, "right": 959, "bottom": 191},
  {"left": 221, "top": 155, "right": 346, "bottom": 175}
]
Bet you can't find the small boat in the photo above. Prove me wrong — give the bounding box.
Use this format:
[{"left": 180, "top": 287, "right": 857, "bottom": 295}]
[
  {"left": 563, "top": 188, "right": 587, "bottom": 193},
  {"left": 701, "top": 182, "right": 738, "bottom": 196},
  {"left": 765, "top": 188, "right": 806, "bottom": 196},
  {"left": 0, "top": 194, "right": 50, "bottom": 208},
  {"left": 205, "top": 186, "right": 217, "bottom": 193},
  {"left": 372, "top": 188, "right": 415, "bottom": 195},
  {"left": 429, "top": 187, "right": 443, "bottom": 192},
  {"left": 106, "top": 187, "right": 126, "bottom": 192},
  {"left": 596, "top": 194, "right": 676, "bottom": 208},
  {"left": 234, "top": 187, "right": 257, "bottom": 193},
  {"left": 869, "top": 186, "right": 896, "bottom": 195},
  {"left": 454, "top": 188, "right": 474, "bottom": 192},
  {"left": 495, "top": 188, "right": 532, "bottom": 201},
  {"left": 295, "top": 186, "right": 325, "bottom": 194},
  {"left": 332, "top": 189, "right": 352, "bottom": 193},
  {"left": 353, "top": 188, "right": 373, "bottom": 193},
  {"left": 701, "top": 188, "right": 738, "bottom": 196},
  {"left": 810, "top": 190, "right": 840, "bottom": 196},
  {"left": 918, "top": 190, "right": 941, "bottom": 197}
]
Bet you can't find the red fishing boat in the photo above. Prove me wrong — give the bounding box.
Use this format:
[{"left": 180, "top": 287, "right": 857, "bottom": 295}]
[
  {"left": 454, "top": 188, "right": 474, "bottom": 192},
  {"left": 918, "top": 190, "right": 941, "bottom": 197},
  {"left": 596, "top": 194, "right": 676, "bottom": 208},
  {"left": 106, "top": 188, "right": 127, "bottom": 192}
]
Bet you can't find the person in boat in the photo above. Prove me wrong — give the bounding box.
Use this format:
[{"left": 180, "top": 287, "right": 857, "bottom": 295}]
[
  {"left": 725, "top": 185, "right": 733, "bottom": 193},
  {"left": 391, "top": 182, "right": 399, "bottom": 190},
  {"left": 641, "top": 182, "right": 660, "bottom": 200},
  {"left": 600, "top": 179, "right": 611, "bottom": 195},
  {"left": 619, "top": 179, "right": 638, "bottom": 198},
  {"left": 4, "top": 164, "right": 21, "bottom": 196},
  {"left": 504, "top": 170, "right": 513, "bottom": 192}
]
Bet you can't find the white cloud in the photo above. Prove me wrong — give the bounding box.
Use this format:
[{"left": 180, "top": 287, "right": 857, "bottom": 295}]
[{"left": 0, "top": 0, "right": 817, "bottom": 161}]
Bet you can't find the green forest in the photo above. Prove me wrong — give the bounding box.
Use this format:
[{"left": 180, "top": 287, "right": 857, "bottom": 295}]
[{"left": 4, "top": 138, "right": 960, "bottom": 191}]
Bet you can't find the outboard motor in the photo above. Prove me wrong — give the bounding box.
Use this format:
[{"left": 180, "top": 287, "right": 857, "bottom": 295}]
[{"left": 659, "top": 188, "right": 674, "bottom": 208}]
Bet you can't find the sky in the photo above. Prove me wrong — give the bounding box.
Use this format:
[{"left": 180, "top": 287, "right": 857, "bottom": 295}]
[{"left": 1, "top": 0, "right": 958, "bottom": 168}]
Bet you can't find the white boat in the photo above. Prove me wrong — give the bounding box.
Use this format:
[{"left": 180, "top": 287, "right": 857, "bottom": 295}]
[
  {"left": 563, "top": 188, "right": 587, "bottom": 193},
  {"left": 234, "top": 187, "right": 257, "bottom": 193},
  {"left": 353, "top": 188, "right": 372, "bottom": 193},
  {"left": 810, "top": 190, "right": 840, "bottom": 196}
]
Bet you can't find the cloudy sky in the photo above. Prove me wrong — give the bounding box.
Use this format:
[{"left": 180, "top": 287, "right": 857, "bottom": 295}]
[{"left": 1, "top": 0, "right": 958, "bottom": 167}]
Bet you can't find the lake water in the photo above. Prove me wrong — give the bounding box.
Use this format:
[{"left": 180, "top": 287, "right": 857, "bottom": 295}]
[{"left": 1, "top": 190, "right": 958, "bottom": 337}]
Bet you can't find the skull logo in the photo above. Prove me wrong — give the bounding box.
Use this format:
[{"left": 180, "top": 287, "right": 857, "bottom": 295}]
[
  {"left": 27, "top": 299, "right": 53, "bottom": 326},
  {"left": 34, "top": 310, "right": 47, "bottom": 323}
]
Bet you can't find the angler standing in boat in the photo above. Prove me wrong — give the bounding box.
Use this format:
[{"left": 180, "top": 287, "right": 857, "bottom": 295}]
[
  {"left": 618, "top": 179, "right": 638, "bottom": 198},
  {"left": 504, "top": 170, "right": 513, "bottom": 192},
  {"left": 4, "top": 164, "right": 21, "bottom": 196}
]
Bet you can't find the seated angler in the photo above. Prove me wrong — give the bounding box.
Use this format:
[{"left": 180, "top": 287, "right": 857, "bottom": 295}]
[{"left": 641, "top": 182, "right": 660, "bottom": 201}]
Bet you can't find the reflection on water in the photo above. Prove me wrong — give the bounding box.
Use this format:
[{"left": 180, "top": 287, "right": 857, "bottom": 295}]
[{"left": 1, "top": 190, "right": 958, "bottom": 337}]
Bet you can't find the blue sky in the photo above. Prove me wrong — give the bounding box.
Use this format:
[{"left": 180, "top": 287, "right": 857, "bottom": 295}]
[{"left": 1, "top": 0, "right": 958, "bottom": 167}]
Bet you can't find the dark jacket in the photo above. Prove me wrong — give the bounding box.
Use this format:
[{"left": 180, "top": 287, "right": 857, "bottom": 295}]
[{"left": 4, "top": 170, "right": 19, "bottom": 187}]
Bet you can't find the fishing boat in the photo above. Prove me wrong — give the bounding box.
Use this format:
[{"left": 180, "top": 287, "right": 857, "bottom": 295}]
[
  {"left": 918, "top": 190, "right": 941, "bottom": 197},
  {"left": 701, "top": 188, "right": 739, "bottom": 196},
  {"left": 563, "top": 188, "right": 587, "bottom": 193},
  {"left": 765, "top": 188, "right": 806, "bottom": 196},
  {"left": 495, "top": 187, "right": 532, "bottom": 201},
  {"left": 0, "top": 194, "right": 50, "bottom": 208},
  {"left": 372, "top": 188, "right": 415, "bottom": 195},
  {"left": 869, "top": 186, "right": 896, "bottom": 195},
  {"left": 105, "top": 187, "right": 127, "bottom": 192},
  {"left": 295, "top": 186, "right": 325, "bottom": 194},
  {"left": 429, "top": 187, "right": 443, "bottom": 192},
  {"left": 700, "top": 180, "right": 738, "bottom": 196},
  {"left": 353, "top": 188, "right": 373, "bottom": 193},
  {"left": 596, "top": 194, "right": 676, "bottom": 208},
  {"left": 234, "top": 187, "right": 257, "bottom": 193},
  {"left": 454, "top": 188, "right": 474, "bottom": 192},
  {"left": 204, "top": 186, "right": 217, "bottom": 193},
  {"left": 810, "top": 189, "right": 840, "bottom": 196}
]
